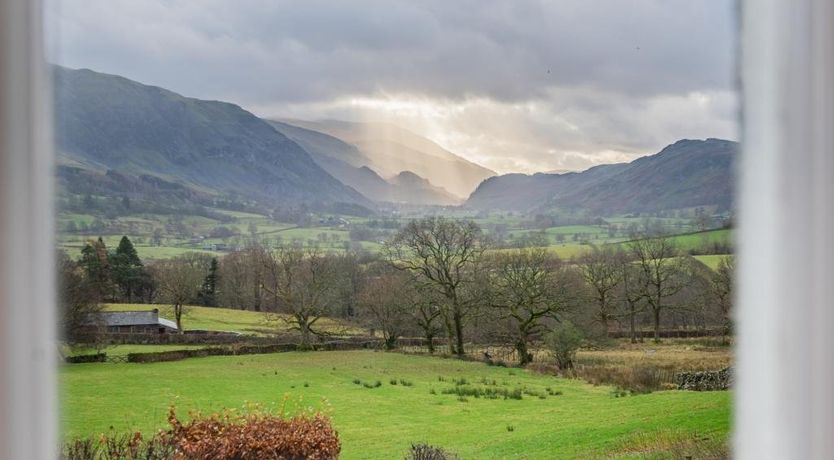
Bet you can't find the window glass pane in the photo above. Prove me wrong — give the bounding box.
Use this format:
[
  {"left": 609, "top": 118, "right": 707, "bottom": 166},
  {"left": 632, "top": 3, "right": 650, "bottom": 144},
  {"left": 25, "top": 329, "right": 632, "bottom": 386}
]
[{"left": 49, "top": 2, "right": 738, "bottom": 458}]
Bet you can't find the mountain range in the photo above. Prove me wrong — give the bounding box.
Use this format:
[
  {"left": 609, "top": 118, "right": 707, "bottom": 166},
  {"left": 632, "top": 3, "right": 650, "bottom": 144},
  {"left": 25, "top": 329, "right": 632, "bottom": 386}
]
[
  {"left": 267, "top": 120, "right": 462, "bottom": 205},
  {"left": 465, "top": 138, "right": 737, "bottom": 214},
  {"left": 53, "top": 66, "right": 371, "bottom": 209},
  {"left": 52, "top": 65, "right": 736, "bottom": 217},
  {"left": 277, "top": 119, "right": 495, "bottom": 198},
  {"left": 54, "top": 66, "right": 479, "bottom": 210}
]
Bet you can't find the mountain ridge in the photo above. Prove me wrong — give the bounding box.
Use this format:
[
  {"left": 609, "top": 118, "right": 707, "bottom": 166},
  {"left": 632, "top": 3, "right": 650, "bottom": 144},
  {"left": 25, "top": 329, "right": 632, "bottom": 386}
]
[
  {"left": 278, "top": 118, "right": 495, "bottom": 198},
  {"left": 466, "top": 138, "right": 737, "bottom": 214},
  {"left": 268, "top": 120, "right": 461, "bottom": 205},
  {"left": 53, "top": 65, "right": 371, "bottom": 209}
]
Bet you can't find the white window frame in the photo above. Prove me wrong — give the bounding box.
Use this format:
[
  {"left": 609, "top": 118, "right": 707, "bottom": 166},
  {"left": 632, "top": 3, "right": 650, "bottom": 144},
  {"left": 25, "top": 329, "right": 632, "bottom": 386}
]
[
  {"left": 1, "top": 0, "right": 832, "bottom": 458},
  {"left": 736, "top": 0, "right": 834, "bottom": 458},
  {"left": 0, "top": 0, "right": 57, "bottom": 459}
]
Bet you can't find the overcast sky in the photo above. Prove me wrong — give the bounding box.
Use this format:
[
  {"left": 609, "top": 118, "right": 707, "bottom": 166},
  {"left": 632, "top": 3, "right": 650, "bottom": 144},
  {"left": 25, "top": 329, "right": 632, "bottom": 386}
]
[{"left": 47, "top": 0, "right": 738, "bottom": 174}]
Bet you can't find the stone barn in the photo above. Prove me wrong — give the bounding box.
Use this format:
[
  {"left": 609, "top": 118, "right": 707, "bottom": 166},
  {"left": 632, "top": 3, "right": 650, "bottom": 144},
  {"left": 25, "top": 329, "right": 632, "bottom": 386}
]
[{"left": 82, "top": 309, "right": 178, "bottom": 334}]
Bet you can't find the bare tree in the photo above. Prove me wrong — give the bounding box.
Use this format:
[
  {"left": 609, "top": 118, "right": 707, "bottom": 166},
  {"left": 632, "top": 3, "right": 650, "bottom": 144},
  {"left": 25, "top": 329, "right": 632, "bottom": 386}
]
[
  {"left": 578, "top": 246, "right": 624, "bottom": 338},
  {"left": 152, "top": 254, "right": 205, "bottom": 332},
  {"left": 262, "top": 247, "right": 340, "bottom": 347},
  {"left": 385, "top": 217, "right": 486, "bottom": 357},
  {"left": 330, "top": 251, "right": 365, "bottom": 319},
  {"left": 216, "top": 249, "right": 251, "bottom": 310},
  {"left": 58, "top": 250, "right": 103, "bottom": 347},
  {"left": 619, "top": 261, "right": 647, "bottom": 343},
  {"left": 662, "top": 256, "right": 715, "bottom": 335},
  {"left": 711, "top": 255, "right": 734, "bottom": 342},
  {"left": 214, "top": 244, "right": 273, "bottom": 312},
  {"left": 356, "top": 268, "right": 412, "bottom": 350},
  {"left": 629, "top": 235, "right": 690, "bottom": 342},
  {"left": 487, "top": 248, "right": 573, "bottom": 365},
  {"left": 412, "top": 292, "right": 444, "bottom": 354},
  {"left": 244, "top": 242, "right": 269, "bottom": 312}
]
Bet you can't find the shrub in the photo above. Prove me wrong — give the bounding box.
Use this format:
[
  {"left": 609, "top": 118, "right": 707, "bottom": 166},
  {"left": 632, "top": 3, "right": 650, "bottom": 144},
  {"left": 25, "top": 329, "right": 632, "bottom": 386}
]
[
  {"left": 545, "top": 321, "right": 584, "bottom": 369},
  {"left": 62, "top": 431, "right": 175, "bottom": 460},
  {"left": 441, "top": 385, "right": 523, "bottom": 400},
  {"left": 405, "top": 443, "right": 458, "bottom": 460},
  {"left": 169, "top": 407, "right": 340, "bottom": 459},
  {"left": 574, "top": 365, "right": 668, "bottom": 393},
  {"left": 611, "top": 388, "right": 630, "bottom": 398},
  {"left": 62, "top": 407, "right": 341, "bottom": 460},
  {"left": 126, "top": 347, "right": 228, "bottom": 363},
  {"left": 65, "top": 353, "right": 106, "bottom": 364},
  {"left": 631, "top": 366, "right": 663, "bottom": 393}
]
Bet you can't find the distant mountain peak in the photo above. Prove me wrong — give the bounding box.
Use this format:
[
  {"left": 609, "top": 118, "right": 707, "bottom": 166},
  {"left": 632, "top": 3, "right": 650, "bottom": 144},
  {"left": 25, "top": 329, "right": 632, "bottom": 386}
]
[
  {"left": 267, "top": 121, "right": 462, "bottom": 206},
  {"left": 391, "top": 170, "right": 428, "bottom": 184},
  {"left": 275, "top": 118, "right": 495, "bottom": 198}
]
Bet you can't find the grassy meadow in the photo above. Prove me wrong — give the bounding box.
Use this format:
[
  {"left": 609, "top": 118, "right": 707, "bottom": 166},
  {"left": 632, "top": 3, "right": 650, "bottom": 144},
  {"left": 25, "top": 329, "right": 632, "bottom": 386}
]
[
  {"left": 59, "top": 211, "right": 733, "bottom": 458},
  {"left": 61, "top": 350, "right": 731, "bottom": 459},
  {"left": 57, "top": 206, "right": 731, "bottom": 263},
  {"left": 693, "top": 254, "right": 732, "bottom": 270},
  {"left": 104, "top": 303, "right": 363, "bottom": 336}
]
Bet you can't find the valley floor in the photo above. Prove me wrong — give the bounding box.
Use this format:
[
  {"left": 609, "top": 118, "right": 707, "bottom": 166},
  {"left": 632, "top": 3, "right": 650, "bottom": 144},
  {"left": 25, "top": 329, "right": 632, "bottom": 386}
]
[{"left": 61, "top": 350, "right": 730, "bottom": 459}]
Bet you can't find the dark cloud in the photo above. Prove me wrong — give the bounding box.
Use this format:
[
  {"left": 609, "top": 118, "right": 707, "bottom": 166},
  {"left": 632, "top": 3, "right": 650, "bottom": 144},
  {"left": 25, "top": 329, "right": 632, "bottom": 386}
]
[{"left": 47, "top": 0, "right": 738, "bottom": 173}]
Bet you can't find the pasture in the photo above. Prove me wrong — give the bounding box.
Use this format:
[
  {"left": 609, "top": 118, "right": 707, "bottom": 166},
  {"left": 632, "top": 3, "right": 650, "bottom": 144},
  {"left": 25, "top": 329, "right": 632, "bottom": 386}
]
[
  {"left": 57, "top": 205, "right": 730, "bottom": 263},
  {"left": 61, "top": 350, "right": 730, "bottom": 459},
  {"left": 693, "top": 254, "right": 732, "bottom": 271},
  {"left": 104, "top": 303, "right": 362, "bottom": 336}
]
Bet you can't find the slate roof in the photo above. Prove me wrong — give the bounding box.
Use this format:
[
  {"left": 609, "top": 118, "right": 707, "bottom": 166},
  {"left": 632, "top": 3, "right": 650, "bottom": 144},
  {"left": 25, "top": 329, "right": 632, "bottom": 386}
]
[{"left": 83, "top": 310, "right": 178, "bottom": 330}]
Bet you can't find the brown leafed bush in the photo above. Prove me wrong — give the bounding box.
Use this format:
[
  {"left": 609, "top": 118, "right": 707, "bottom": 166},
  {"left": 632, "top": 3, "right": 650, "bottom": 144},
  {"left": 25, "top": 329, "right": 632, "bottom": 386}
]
[
  {"left": 169, "top": 407, "right": 340, "bottom": 459},
  {"left": 62, "top": 407, "right": 340, "bottom": 460}
]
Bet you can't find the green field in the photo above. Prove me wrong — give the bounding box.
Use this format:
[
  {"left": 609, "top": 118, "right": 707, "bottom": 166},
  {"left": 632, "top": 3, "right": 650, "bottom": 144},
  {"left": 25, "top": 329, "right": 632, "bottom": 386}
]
[
  {"left": 664, "top": 229, "right": 733, "bottom": 252},
  {"left": 693, "top": 254, "right": 732, "bottom": 271},
  {"left": 61, "top": 351, "right": 730, "bottom": 459},
  {"left": 105, "top": 303, "right": 363, "bottom": 336},
  {"left": 58, "top": 205, "right": 731, "bottom": 265}
]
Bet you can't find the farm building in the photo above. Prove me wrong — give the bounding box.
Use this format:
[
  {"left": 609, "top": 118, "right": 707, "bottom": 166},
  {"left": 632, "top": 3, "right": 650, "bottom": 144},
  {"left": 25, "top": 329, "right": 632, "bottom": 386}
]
[{"left": 81, "top": 309, "right": 178, "bottom": 334}]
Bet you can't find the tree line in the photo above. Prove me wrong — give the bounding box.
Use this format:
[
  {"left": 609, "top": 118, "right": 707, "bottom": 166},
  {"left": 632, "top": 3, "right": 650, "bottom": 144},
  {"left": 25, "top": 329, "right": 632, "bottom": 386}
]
[{"left": 60, "top": 218, "right": 734, "bottom": 363}]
